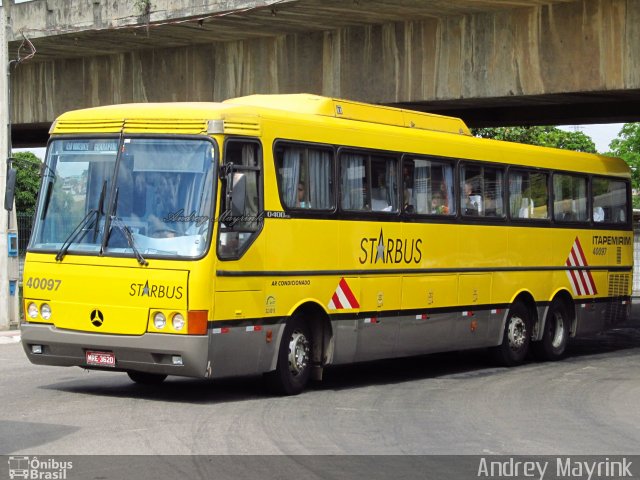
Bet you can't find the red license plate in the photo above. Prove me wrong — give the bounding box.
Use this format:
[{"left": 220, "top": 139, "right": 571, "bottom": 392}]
[{"left": 86, "top": 350, "right": 116, "bottom": 367}]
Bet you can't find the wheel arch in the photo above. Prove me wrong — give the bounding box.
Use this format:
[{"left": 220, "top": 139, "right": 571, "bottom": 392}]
[
  {"left": 504, "top": 290, "right": 538, "bottom": 340},
  {"left": 545, "top": 288, "right": 576, "bottom": 338},
  {"left": 287, "top": 300, "right": 334, "bottom": 377}
]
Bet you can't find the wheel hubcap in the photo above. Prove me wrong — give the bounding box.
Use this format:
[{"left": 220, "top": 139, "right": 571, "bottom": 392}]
[
  {"left": 288, "top": 330, "right": 310, "bottom": 376},
  {"left": 550, "top": 311, "right": 565, "bottom": 349},
  {"left": 508, "top": 316, "right": 527, "bottom": 350}
]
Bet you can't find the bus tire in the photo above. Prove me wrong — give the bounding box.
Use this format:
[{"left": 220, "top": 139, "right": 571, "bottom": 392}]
[
  {"left": 127, "top": 371, "right": 167, "bottom": 385},
  {"left": 493, "top": 301, "right": 531, "bottom": 366},
  {"left": 265, "top": 316, "right": 312, "bottom": 396},
  {"left": 532, "top": 299, "right": 569, "bottom": 361}
]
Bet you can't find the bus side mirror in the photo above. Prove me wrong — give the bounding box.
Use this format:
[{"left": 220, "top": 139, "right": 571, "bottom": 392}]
[
  {"left": 230, "top": 172, "right": 247, "bottom": 217},
  {"left": 4, "top": 167, "right": 17, "bottom": 211}
]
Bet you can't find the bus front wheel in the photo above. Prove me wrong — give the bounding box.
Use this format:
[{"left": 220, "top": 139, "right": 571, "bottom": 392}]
[
  {"left": 127, "top": 371, "right": 167, "bottom": 385},
  {"left": 265, "top": 316, "right": 312, "bottom": 395},
  {"left": 493, "top": 301, "right": 531, "bottom": 366},
  {"left": 532, "top": 299, "right": 569, "bottom": 361}
]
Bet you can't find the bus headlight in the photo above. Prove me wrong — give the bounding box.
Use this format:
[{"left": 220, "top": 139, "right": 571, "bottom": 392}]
[
  {"left": 27, "top": 302, "right": 39, "bottom": 319},
  {"left": 172, "top": 313, "right": 185, "bottom": 331},
  {"left": 40, "top": 303, "right": 52, "bottom": 320},
  {"left": 153, "top": 312, "right": 166, "bottom": 329}
]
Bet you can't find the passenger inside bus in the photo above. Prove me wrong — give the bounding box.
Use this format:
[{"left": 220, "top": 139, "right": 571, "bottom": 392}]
[
  {"left": 296, "top": 182, "right": 311, "bottom": 208},
  {"left": 463, "top": 181, "right": 481, "bottom": 215}
]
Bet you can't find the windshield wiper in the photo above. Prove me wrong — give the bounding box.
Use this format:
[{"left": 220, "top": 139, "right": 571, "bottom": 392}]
[
  {"left": 108, "top": 216, "right": 149, "bottom": 266},
  {"left": 93, "top": 180, "right": 107, "bottom": 242},
  {"left": 55, "top": 209, "right": 98, "bottom": 262},
  {"left": 103, "top": 189, "right": 148, "bottom": 266}
]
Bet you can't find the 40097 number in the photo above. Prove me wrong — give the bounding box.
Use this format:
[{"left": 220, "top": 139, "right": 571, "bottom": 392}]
[{"left": 25, "top": 277, "right": 62, "bottom": 291}]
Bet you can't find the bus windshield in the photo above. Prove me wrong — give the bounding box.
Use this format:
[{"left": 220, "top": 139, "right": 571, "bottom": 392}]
[{"left": 31, "top": 137, "right": 216, "bottom": 259}]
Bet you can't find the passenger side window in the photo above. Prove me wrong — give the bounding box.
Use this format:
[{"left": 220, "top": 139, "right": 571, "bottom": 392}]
[
  {"left": 509, "top": 170, "right": 549, "bottom": 220},
  {"left": 460, "top": 164, "right": 504, "bottom": 217},
  {"left": 340, "top": 152, "right": 398, "bottom": 213},
  {"left": 402, "top": 157, "right": 455, "bottom": 215},
  {"left": 592, "top": 177, "right": 628, "bottom": 224},
  {"left": 275, "top": 143, "right": 334, "bottom": 210},
  {"left": 553, "top": 174, "right": 587, "bottom": 222}
]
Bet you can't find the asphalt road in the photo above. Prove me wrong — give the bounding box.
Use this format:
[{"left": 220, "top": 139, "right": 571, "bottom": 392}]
[{"left": 1, "top": 328, "right": 640, "bottom": 459}]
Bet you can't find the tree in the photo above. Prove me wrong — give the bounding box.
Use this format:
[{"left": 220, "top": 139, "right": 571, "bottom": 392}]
[
  {"left": 473, "top": 126, "right": 597, "bottom": 153},
  {"left": 12, "top": 151, "right": 42, "bottom": 215},
  {"left": 607, "top": 123, "right": 640, "bottom": 208}
]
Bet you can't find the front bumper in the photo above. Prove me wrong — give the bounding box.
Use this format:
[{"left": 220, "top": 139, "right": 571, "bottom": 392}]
[{"left": 20, "top": 322, "right": 210, "bottom": 378}]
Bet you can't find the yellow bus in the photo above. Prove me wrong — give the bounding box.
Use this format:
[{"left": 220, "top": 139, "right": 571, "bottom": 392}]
[{"left": 15, "top": 94, "right": 633, "bottom": 395}]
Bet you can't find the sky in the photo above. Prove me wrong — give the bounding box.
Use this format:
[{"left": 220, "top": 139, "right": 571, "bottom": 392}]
[{"left": 559, "top": 123, "right": 624, "bottom": 153}]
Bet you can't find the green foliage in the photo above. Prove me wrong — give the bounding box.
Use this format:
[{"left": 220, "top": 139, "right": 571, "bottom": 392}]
[
  {"left": 12, "top": 151, "right": 41, "bottom": 215},
  {"left": 473, "top": 126, "right": 597, "bottom": 153},
  {"left": 134, "top": 0, "right": 151, "bottom": 15},
  {"left": 607, "top": 123, "right": 640, "bottom": 207}
]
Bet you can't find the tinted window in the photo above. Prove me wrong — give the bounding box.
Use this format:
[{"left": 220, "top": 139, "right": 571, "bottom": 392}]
[
  {"left": 553, "top": 174, "right": 587, "bottom": 222},
  {"left": 403, "top": 157, "right": 455, "bottom": 215},
  {"left": 461, "top": 164, "right": 504, "bottom": 217},
  {"left": 509, "top": 170, "right": 549, "bottom": 220},
  {"left": 592, "top": 177, "right": 628, "bottom": 224},
  {"left": 275, "top": 144, "right": 334, "bottom": 210}
]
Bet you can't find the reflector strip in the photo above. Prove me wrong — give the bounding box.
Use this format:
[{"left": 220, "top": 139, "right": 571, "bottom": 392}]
[
  {"left": 328, "top": 278, "right": 360, "bottom": 310},
  {"left": 490, "top": 309, "right": 502, "bottom": 314},
  {"left": 363, "top": 317, "right": 378, "bottom": 324},
  {"left": 416, "top": 313, "right": 429, "bottom": 320},
  {"left": 462, "top": 311, "right": 474, "bottom": 317},
  {"left": 212, "top": 327, "right": 230, "bottom": 334},
  {"left": 565, "top": 237, "right": 597, "bottom": 296},
  {"left": 246, "top": 325, "right": 263, "bottom": 332}
]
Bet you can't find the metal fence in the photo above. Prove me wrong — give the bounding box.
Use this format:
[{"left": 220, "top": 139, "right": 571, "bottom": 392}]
[{"left": 16, "top": 212, "right": 33, "bottom": 283}]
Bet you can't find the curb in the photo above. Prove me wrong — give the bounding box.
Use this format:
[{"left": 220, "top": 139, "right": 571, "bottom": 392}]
[{"left": 0, "top": 329, "right": 20, "bottom": 337}]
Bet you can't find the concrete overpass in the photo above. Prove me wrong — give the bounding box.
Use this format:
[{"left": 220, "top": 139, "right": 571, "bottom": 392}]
[{"left": 3, "top": 0, "right": 640, "bottom": 146}]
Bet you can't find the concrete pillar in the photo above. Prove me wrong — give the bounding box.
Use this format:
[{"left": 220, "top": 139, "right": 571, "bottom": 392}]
[
  {"left": 0, "top": 1, "right": 10, "bottom": 330},
  {"left": 0, "top": 0, "right": 19, "bottom": 330}
]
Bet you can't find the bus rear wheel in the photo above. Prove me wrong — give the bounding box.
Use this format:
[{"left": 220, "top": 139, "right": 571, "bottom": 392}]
[
  {"left": 127, "top": 371, "right": 167, "bottom": 385},
  {"left": 532, "top": 299, "right": 569, "bottom": 361},
  {"left": 265, "top": 316, "right": 312, "bottom": 395},
  {"left": 493, "top": 301, "right": 531, "bottom": 366}
]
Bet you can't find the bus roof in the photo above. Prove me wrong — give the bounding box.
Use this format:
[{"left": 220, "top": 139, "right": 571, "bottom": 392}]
[{"left": 50, "top": 94, "right": 629, "bottom": 177}]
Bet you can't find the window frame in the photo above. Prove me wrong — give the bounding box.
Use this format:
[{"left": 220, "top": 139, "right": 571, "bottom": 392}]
[
  {"left": 337, "top": 147, "right": 401, "bottom": 217},
  {"left": 459, "top": 161, "right": 507, "bottom": 220},
  {"left": 273, "top": 140, "right": 337, "bottom": 215},
  {"left": 506, "top": 166, "right": 552, "bottom": 224}
]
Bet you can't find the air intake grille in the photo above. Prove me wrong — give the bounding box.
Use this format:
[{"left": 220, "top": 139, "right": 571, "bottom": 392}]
[{"left": 605, "top": 273, "right": 630, "bottom": 325}]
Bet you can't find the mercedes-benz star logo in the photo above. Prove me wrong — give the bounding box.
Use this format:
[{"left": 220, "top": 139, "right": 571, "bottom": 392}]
[{"left": 90, "top": 309, "right": 104, "bottom": 327}]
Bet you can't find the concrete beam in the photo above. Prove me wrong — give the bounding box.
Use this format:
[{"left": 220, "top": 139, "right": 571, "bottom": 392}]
[{"left": 9, "top": 0, "right": 640, "bottom": 128}]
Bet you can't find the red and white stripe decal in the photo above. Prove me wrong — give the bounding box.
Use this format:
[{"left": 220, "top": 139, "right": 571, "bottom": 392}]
[
  {"left": 462, "top": 311, "right": 474, "bottom": 317},
  {"left": 363, "top": 317, "right": 378, "bottom": 324},
  {"left": 328, "top": 278, "right": 360, "bottom": 310},
  {"left": 490, "top": 309, "right": 503, "bottom": 315},
  {"left": 212, "top": 327, "right": 230, "bottom": 335},
  {"left": 565, "top": 237, "right": 597, "bottom": 296},
  {"left": 246, "top": 325, "right": 262, "bottom": 332},
  {"left": 416, "top": 313, "right": 429, "bottom": 320}
]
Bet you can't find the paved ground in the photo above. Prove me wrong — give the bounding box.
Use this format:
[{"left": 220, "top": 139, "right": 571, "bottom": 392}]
[{"left": 1, "top": 327, "right": 640, "bottom": 457}]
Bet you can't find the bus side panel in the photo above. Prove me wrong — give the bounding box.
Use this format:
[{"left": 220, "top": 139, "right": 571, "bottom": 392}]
[
  {"left": 398, "top": 274, "right": 460, "bottom": 355},
  {"left": 353, "top": 276, "right": 401, "bottom": 362},
  {"left": 207, "top": 323, "right": 284, "bottom": 379}
]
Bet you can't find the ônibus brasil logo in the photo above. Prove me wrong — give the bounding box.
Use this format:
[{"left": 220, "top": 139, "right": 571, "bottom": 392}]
[{"left": 8, "top": 456, "right": 73, "bottom": 480}]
